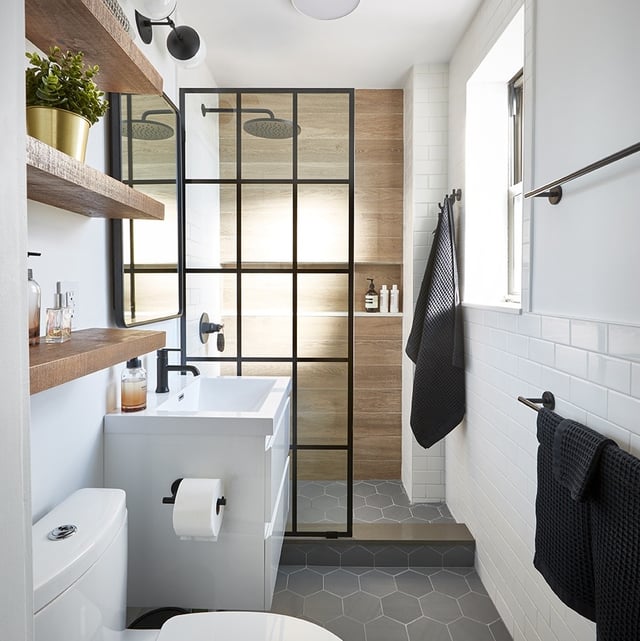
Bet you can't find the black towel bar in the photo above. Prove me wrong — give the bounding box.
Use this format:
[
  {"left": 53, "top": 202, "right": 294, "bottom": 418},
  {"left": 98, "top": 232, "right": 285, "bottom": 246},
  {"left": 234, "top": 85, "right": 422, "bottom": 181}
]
[
  {"left": 524, "top": 140, "right": 640, "bottom": 205},
  {"left": 518, "top": 391, "right": 555, "bottom": 412}
]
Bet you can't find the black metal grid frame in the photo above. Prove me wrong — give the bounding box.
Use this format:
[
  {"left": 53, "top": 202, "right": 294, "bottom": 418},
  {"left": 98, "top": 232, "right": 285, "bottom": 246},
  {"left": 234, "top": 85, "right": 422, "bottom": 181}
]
[
  {"left": 179, "top": 87, "right": 355, "bottom": 537},
  {"left": 108, "top": 93, "right": 185, "bottom": 329}
]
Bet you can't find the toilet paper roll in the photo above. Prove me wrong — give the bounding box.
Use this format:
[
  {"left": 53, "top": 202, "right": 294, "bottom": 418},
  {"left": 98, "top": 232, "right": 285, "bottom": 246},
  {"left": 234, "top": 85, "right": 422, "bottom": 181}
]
[{"left": 172, "top": 478, "right": 225, "bottom": 541}]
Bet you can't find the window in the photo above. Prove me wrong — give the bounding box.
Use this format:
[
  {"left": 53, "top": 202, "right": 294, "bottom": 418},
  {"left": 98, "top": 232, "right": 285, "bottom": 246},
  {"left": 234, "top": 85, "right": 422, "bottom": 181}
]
[{"left": 507, "top": 70, "right": 523, "bottom": 302}]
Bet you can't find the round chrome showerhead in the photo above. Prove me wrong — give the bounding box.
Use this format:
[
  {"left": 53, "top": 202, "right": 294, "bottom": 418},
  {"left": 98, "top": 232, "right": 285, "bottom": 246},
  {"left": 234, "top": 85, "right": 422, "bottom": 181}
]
[
  {"left": 243, "top": 117, "right": 301, "bottom": 139},
  {"left": 121, "top": 109, "right": 174, "bottom": 140}
]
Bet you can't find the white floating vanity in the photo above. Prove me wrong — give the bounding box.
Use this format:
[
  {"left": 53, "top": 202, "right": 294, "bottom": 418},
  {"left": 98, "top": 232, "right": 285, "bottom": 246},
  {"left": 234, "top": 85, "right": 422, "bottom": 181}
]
[{"left": 104, "top": 376, "right": 291, "bottom": 611}]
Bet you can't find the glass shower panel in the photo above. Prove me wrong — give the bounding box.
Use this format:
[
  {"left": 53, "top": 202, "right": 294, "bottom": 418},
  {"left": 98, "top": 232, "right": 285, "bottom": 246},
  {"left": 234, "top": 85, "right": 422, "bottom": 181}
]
[
  {"left": 184, "top": 272, "right": 237, "bottom": 358},
  {"left": 297, "top": 362, "right": 348, "bottom": 446},
  {"left": 241, "top": 184, "right": 292, "bottom": 266},
  {"left": 184, "top": 92, "right": 237, "bottom": 181},
  {"left": 298, "top": 273, "right": 348, "bottom": 358},
  {"left": 298, "top": 184, "right": 350, "bottom": 265},
  {"left": 296, "top": 449, "right": 348, "bottom": 532},
  {"left": 241, "top": 273, "right": 292, "bottom": 357},
  {"left": 298, "top": 93, "right": 350, "bottom": 180},
  {"left": 241, "top": 93, "right": 293, "bottom": 180}
]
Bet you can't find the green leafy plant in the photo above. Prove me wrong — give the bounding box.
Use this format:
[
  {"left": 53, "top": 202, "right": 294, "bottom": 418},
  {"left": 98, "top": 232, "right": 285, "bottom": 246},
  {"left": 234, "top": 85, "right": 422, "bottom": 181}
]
[{"left": 25, "top": 47, "right": 108, "bottom": 125}]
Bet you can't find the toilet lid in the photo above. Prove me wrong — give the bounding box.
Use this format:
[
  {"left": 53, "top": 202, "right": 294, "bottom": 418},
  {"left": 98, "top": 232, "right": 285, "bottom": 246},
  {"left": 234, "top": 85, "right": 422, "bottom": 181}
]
[{"left": 156, "top": 611, "right": 341, "bottom": 641}]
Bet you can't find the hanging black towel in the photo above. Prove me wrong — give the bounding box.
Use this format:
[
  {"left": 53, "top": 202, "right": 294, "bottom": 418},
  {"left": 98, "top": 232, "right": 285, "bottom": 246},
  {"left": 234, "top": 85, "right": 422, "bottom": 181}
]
[
  {"left": 552, "top": 419, "right": 615, "bottom": 501},
  {"left": 405, "top": 194, "right": 465, "bottom": 449},
  {"left": 533, "top": 409, "right": 596, "bottom": 621},
  {"left": 591, "top": 444, "right": 640, "bottom": 641}
]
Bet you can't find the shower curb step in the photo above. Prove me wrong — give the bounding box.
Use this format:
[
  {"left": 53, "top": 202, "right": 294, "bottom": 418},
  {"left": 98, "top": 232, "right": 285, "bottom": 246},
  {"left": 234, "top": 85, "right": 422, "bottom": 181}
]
[{"left": 281, "top": 522, "right": 474, "bottom": 568}]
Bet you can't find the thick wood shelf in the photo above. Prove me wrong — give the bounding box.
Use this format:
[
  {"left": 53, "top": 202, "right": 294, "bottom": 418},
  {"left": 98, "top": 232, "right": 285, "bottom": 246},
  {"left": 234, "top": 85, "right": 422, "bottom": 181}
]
[
  {"left": 25, "top": 0, "right": 163, "bottom": 95},
  {"left": 29, "top": 328, "right": 166, "bottom": 394},
  {"left": 27, "top": 136, "right": 165, "bottom": 220}
]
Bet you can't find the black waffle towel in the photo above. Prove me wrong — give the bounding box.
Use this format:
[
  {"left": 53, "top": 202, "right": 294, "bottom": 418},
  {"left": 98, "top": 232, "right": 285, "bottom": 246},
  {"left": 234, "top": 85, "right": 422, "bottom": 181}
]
[
  {"left": 405, "top": 195, "right": 465, "bottom": 449},
  {"left": 552, "top": 419, "right": 615, "bottom": 501},
  {"left": 591, "top": 445, "right": 640, "bottom": 640},
  {"left": 533, "top": 409, "right": 596, "bottom": 620}
]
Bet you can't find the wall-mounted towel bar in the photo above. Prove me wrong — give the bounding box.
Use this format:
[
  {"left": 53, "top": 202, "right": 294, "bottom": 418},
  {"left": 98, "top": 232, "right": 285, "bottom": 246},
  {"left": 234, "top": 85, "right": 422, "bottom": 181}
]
[
  {"left": 450, "top": 188, "right": 462, "bottom": 202},
  {"left": 525, "top": 141, "right": 640, "bottom": 205},
  {"left": 517, "top": 391, "right": 555, "bottom": 412}
]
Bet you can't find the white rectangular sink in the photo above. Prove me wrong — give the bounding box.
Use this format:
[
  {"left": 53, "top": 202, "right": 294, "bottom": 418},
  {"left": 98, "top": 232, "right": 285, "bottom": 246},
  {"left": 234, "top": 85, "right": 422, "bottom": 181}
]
[
  {"left": 105, "top": 376, "right": 291, "bottom": 436},
  {"left": 156, "top": 376, "right": 277, "bottom": 413}
]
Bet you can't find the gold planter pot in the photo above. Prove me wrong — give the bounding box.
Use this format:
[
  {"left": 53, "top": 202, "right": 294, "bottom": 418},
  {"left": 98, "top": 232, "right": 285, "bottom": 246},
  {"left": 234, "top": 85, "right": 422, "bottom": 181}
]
[{"left": 27, "top": 106, "right": 91, "bottom": 162}]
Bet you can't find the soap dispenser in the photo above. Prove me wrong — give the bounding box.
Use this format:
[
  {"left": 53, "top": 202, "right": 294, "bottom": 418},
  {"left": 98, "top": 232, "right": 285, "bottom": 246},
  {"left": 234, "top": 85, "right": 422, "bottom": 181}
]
[
  {"left": 121, "top": 357, "right": 147, "bottom": 412},
  {"left": 365, "top": 278, "right": 379, "bottom": 313},
  {"left": 27, "top": 252, "right": 41, "bottom": 346}
]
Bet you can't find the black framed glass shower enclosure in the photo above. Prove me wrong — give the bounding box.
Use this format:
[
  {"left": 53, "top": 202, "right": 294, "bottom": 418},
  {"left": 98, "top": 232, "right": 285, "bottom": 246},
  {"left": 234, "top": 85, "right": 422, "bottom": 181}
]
[{"left": 179, "top": 88, "right": 354, "bottom": 537}]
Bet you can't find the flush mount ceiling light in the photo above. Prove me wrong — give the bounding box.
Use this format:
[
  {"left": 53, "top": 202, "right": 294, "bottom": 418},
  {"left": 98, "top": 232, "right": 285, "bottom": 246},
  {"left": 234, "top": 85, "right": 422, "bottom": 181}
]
[
  {"left": 134, "top": 1, "right": 206, "bottom": 67},
  {"left": 291, "top": 0, "right": 360, "bottom": 20}
]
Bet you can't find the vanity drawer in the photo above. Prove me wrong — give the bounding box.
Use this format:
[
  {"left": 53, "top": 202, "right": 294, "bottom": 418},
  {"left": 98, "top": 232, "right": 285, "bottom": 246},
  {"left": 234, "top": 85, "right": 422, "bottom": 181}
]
[{"left": 265, "top": 396, "right": 290, "bottom": 519}]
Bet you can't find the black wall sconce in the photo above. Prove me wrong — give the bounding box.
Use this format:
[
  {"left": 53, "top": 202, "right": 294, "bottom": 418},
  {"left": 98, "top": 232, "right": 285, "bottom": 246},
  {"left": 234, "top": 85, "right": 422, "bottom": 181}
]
[{"left": 135, "top": 7, "right": 205, "bottom": 66}]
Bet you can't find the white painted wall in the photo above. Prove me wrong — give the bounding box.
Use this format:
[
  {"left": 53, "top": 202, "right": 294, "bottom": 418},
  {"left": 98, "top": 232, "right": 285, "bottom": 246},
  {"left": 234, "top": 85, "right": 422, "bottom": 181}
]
[
  {"left": 403, "top": 65, "right": 450, "bottom": 502},
  {"left": 27, "top": 1, "right": 217, "bottom": 522},
  {"left": 447, "top": 1, "right": 640, "bottom": 640},
  {"left": 1, "top": 3, "right": 32, "bottom": 639}
]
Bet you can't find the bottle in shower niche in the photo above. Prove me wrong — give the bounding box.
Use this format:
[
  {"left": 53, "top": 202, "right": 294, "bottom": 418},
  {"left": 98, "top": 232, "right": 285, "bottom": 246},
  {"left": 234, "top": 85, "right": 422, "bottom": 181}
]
[
  {"left": 379, "top": 284, "right": 389, "bottom": 313},
  {"left": 121, "top": 358, "right": 147, "bottom": 412},
  {"left": 365, "top": 278, "right": 379, "bottom": 313},
  {"left": 390, "top": 283, "right": 400, "bottom": 313}
]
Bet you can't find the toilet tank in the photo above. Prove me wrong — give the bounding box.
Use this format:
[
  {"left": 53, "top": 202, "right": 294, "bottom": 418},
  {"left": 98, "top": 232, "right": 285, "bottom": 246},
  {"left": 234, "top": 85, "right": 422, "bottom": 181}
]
[{"left": 32, "top": 488, "right": 128, "bottom": 641}]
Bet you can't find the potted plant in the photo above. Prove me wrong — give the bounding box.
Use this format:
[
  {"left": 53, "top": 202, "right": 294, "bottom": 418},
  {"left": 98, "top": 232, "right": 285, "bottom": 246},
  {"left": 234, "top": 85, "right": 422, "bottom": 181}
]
[{"left": 26, "top": 46, "right": 109, "bottom": 162}]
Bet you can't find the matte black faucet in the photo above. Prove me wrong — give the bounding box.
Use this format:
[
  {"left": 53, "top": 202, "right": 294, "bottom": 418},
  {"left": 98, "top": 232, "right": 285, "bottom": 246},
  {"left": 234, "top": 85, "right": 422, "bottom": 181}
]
[{"left": 155, "top": 348, "right": 200, "bottom": 393}]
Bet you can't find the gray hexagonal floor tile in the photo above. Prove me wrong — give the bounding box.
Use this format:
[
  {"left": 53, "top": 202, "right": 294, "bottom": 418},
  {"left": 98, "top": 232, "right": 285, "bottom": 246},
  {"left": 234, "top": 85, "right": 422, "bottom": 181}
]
[
  {"left": 342, "top": 591, "right": 382, "bottom": 623},
  {"left": 298, "top": 482, "right": 325, "bottom": 499},
  {"left": 377, "top": 481, "right": 407, "bottom": 496},
  {"left": 326, "top": 506, "right": 348, "bottom": 523},
  {"left": 354, "top": 505, "right": 384, "bottom": 522},
  {"left": 382, "top": 591, "right": 422, "bottom": 623},
  {"left": 270, "top": 590, "right": 304, "bottom": 617},
  {"left": 325, "top": 483, "right": 347, "bottom": 499},
  {"left": 410, "top": 504, "right": 442, "bottom": 521},
  {"left": 325, "top": 615, "right": 366, "bottom": 641},
  {"left": 303, "top": 590, "right": 343, "bottom": 624},
  {"left": 458, "top": 592, "right": 500, "bottom": 624},
  {"left": 366, "top": 493, "right": 394, "bottom": 508},
  {"left": 430, "top": 570, "right": 471, "bottom": 598},
  {"left": 396, "top": 570, "right": 434, "bottom": 597},
  {"left": 287, "top": 568, "right": 324, "bottom": 596},
  {"left": 324, "top": 568, "right": 360, "bottom": 597},
  {"left": 354, "top": 482, "right": 377, "bottom": 497},
  {"left": 312, "top": 494, "right": 340, "bottom": 511},
  {"left": 365, "top": 615, "right": 409, "bottom": 641},
  {"left": 490, "top": 619, "right": 512, "bottom": 641},
  {"left": 360, "top": 570, "right": 398, "bottom": 597},
  {"left": 407, "top": 616, "right": 453, "bottom": 641},
  {"left": 419, "top": 591, "right": 462, "bottom": 624},
  {"left": 449, "top": 617, "right": 496, "bottom": 641},
  {"left": 382, "top": 505, "right": 412, "bottom": 521}
]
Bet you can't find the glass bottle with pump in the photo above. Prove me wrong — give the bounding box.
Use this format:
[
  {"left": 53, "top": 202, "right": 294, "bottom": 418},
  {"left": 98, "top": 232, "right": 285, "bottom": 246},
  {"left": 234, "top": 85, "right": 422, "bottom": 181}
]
[
  {"left": 121, "top": 357, "right": 147, "bottom": 412},
  {"left": 365, "top": 278, "right": 379, "bottom": 313}
]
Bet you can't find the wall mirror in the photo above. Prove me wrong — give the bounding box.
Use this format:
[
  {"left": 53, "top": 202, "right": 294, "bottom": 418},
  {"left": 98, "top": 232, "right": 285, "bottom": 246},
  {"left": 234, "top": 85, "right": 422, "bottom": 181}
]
[{"left": 109, "top": 93, "right": 183, "bottom": 327}]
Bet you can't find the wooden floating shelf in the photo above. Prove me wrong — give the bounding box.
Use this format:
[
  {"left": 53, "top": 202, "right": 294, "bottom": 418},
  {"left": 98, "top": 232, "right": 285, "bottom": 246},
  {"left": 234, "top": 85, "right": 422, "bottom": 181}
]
[
  {"left": 25, "top": 0, "right": 162, "bottom": 95},
  {"left": 27, "top": 136, "right": 165, "bottom": 220},
  {"left": 29, "top": 328, "right": 166, "bottom": 395}
]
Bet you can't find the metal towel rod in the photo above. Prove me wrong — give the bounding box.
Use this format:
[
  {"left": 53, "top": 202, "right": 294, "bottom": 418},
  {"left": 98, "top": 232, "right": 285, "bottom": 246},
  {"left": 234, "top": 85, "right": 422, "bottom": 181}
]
[
  {"left": 524, "top": 140, "right": 640, "bottom": 205},
  {"left": 517, "top": 391, "right": 556, "bottom": 412}
]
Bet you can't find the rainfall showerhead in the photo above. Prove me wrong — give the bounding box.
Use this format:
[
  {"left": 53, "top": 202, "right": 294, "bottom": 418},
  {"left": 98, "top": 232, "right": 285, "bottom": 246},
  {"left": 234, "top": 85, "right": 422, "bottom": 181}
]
[
  {"left": 121, "top": 109, "right": 174, "bottom": 140},
  {"left": 201, "top": 103, "right": 301, "bottom": 139},
  {"left": 243, "top": 116, "right": 301, "bottom": 140}
]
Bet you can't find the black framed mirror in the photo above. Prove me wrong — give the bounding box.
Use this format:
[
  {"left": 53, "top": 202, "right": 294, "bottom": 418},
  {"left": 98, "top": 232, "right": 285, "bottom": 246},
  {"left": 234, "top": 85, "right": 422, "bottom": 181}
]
[{"left": 109, "top": 93, "right": 183, "bottom": 327}]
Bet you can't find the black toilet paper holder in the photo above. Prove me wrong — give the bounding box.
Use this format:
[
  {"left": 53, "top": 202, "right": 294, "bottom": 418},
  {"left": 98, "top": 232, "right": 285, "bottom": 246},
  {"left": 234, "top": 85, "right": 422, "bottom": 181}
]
[{"left": 161, "top": 478, "right": 227, "bottom": 514}]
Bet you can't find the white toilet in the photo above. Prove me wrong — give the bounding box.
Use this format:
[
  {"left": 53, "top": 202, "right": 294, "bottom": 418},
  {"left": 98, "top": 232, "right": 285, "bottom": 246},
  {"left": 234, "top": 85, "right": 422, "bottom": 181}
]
[{"left": 33, "top": 488, "right": 340, "bottom": 641}]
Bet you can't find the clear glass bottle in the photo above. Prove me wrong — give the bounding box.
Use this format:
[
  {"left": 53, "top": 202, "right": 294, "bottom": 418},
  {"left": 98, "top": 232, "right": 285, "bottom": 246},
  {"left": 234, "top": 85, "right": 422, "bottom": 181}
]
[
  {"left": 365, "top": 278, "right": 379, "bottom": 313},
  {"left": 28, "top": 267, "right": 41, "bottom": 346},
  {"left": 121, "top": 357, "right": 147, "bottom": 412}
]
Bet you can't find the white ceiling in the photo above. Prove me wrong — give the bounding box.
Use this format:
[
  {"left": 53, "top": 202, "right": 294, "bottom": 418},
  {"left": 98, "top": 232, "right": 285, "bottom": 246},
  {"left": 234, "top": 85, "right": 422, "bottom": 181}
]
[{"left": 179, "top": 0, "right": 483, "bottom": 89}]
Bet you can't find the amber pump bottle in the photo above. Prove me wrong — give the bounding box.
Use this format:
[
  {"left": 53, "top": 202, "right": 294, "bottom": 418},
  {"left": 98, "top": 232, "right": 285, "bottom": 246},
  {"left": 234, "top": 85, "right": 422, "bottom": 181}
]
[
  {"left": 365, "top": 278, "right": 379, "bottom": 313},
  {"left": 121, "top": 357, "right": 147, "bottom": 412}
]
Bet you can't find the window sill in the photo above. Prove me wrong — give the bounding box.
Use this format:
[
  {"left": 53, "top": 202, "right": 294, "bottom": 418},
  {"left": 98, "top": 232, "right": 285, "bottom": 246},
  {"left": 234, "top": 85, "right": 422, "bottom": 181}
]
[{"left": 462, "top": 300, "right": 522, "bottom": 315}]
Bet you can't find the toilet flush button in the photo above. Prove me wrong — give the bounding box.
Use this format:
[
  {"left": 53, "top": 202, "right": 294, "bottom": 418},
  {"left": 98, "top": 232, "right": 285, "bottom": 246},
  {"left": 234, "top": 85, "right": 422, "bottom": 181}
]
[{"left": 48, "top": 524, "right": 77, "bottom": 541}]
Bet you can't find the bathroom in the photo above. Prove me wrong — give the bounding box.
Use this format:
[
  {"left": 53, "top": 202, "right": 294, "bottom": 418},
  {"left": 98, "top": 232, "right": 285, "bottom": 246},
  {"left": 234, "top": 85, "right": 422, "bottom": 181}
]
[{"left": 4, "top": 0, "right": 640, "bottom": 640}]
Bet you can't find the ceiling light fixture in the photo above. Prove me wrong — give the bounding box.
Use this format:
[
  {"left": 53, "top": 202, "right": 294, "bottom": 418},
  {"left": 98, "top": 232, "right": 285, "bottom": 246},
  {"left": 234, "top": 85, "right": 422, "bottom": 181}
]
[
  {"left": 291, "top": 0, "right": 360, "bottom": 20},
  {"left": 134, "top": 3, "right": 206, "bottom": 67}
]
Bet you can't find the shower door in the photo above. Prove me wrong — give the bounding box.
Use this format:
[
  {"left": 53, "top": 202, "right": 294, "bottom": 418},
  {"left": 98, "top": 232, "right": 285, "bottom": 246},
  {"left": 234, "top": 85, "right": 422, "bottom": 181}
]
[{"left": 180, "top": 89, "right": 354, "bottom": 536}]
